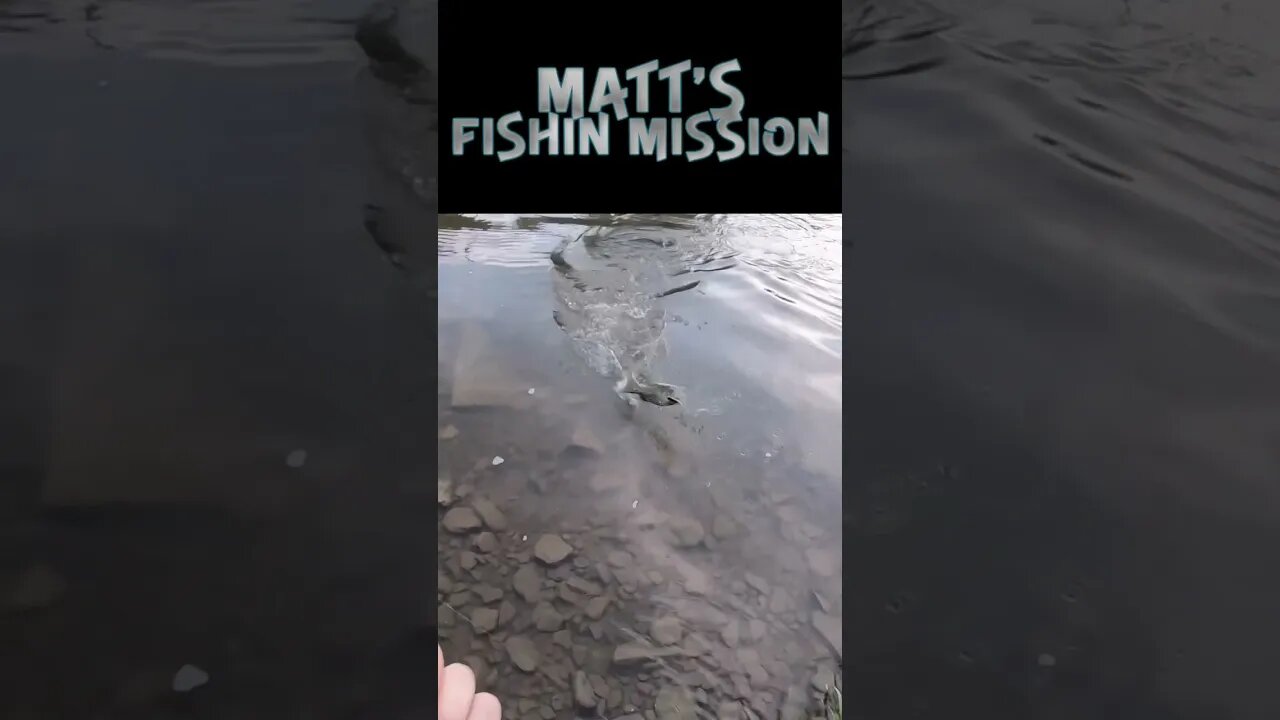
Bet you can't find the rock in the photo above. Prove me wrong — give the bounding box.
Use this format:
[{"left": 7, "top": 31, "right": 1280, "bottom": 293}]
[
  {"left": 552, "top": 629, "right": 572, "bottom": 649},
  {"left": 171, "top": 664, "right": 209, "bottom": 693},
  {"left": 475, "top": 584, "right": 503, "bottom": 603},
  {"left": 711, "top": 514, "right": 738, "bottom": 539},
  {"left": 459, "top": 552, "right": 478, "bottom": 570},
  {"left": 584, "top": 595, "right": 611, "bottom": 620},
  {"left": 498, "top": 601, "right": 516, "bottom": 626},
  {"left": 533, "top": 602, "right": 565, "bottom": 632},
  {"left": 669, "top": 518, "right": 705, "bottom": 548},
  {"left": 447, "top": 590, "right": 473, "bottom": 607},
  {"left": 810, "top": 667, "right": 837, "bottom": 692},
  {"left": 558, "top": 584, "right": 585, "bottom": 606},
  {"left": 805, "top": 547, "right": 838, "bottom": 577},
  {"left": 748, "top": 619, "right": 767, "bottom": 642},
  {"left": 285, "top": 449, "right": 307, "bottom": 468},
  {"left": 438, "top": 572, "right": 455, "bottom": 594},
  {"left": 438, "top": 477, "right": 455, "bottom": 507},
  {"left": 439, "top": 424, "right": 459, "bottom": 440},
  {"left": 442, "top": 507, "right": 482, "bottom": 533},
  {"left": 474, "top": 532, "right": 498, "bottom": 553},
  {"left": 4, "top": 564, "right": 67, "bottom": 611},
  {"left": 471, "top": 498, "right": 509, "bottom": 531},
  {"left": 567, "top": 576, "right": 603, "bottom": 596},
  {"left": 590, "top": 675, "right": 611, "bottom": 698},
  {"left": 811, "top": 611, "right": 842, "bottom": 658},
  {"left": 438, "top": 605, "right": 456, "bottom": 627},
  {"left": 512, "top": 565, "right": 543, "bottom": 603},
  {"left": 533, "top": 534, "right": 573, "bottom": 565},
  {"left": 719, "top": 620, "right": 740, "bottom": 648},
  {"left": 651, "top": 616, "right": 683, "bottom": 645},
  {"left": 717, "top": 701, "right": 744, "bottom": 720},
  {"left": 505, "top": 636, "right": 540, "bottom": 672},
  {"left": 472, "top": 607, "right": 499, "bottom": 634},
  {"left": 573, "top": 671, "right": 597, "bottom": 710},
  {"left": 607, "top": 550, "right": 633, "bottom": 567},
  {"left": 612, "top": 642, "right": 683, "bottom": 666},
  {"left": 654, "top": 685, "right": 697, "bottom": 720},
  {"left": 744, "top": 573, "right": 770, "bottom": 595}
]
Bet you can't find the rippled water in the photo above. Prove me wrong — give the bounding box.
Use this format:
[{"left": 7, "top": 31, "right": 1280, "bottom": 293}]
[
  {"left": 845, "top": 1, "right": 1280, "bottom": 718},
  {"left": 436, "top": 214, "right": 843, "bottom": 718}
]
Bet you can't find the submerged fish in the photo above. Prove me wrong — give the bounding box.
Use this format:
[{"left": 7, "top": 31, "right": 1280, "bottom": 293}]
[{"left": 548, "top": 225, "right": 699, "bottom": 408}]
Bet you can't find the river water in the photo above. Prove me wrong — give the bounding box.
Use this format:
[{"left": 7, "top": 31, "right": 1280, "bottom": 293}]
[
  {"left": 1, "top": 0, "right": 1278, "bottom": 718},
  {"left": 436, "top": 214, "right": 842, "bottom": 718},
  {"left": 844, "top": 1, "right": 1280, "bottom": 719}
]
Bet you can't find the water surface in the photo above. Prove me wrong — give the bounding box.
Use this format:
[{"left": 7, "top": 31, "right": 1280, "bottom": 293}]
[{"left": 436, "top": 214, "right": 843, "bottom": 719}]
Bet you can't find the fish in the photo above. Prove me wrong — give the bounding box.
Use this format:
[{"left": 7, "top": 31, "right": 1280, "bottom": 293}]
[{"left": 548, "top": 225, "right": 696, "bottom": 409}]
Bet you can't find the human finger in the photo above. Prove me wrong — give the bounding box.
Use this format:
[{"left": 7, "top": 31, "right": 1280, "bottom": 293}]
[
  {"left": 468, "top": 691, "right": 501, "bottom": 720},
  {"left": 439, "top": 662, "right": 477, "bottom": 720}
]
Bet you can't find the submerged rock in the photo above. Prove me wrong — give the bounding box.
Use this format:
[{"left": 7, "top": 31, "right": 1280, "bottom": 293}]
[
  {"left": 533, "top": 534, "right": 573, "bottom": 565},
  {"left": 171, "top": 664, "right": 209, "bottom": 693},
  {"left": 512, "top": 565, "right": 543, "bottom": 603},
  {"left": 584, "top": 595, "right": 611, "bottom": 620},
  {"left": 651, "top": 616, "right": 683, "bottom": 646},
  {"left": 532, "top": 602, "right": 565, "bottom": 632},
  {"left": 613, "top": 642, "right": 683, "bottom": 666},
  {"left": 711, "top": 514, "right": 738, "bottom": 539},
  {"left": 505, "top": 636, "right": 540, "bottom": 672},
  {"left": 573, "top": 670, "right": 597, "bottom": 710},
  {"left": 442, "top": 507, "right": 482, "bottom": 533},
  {"left": 471, "top": 607, "right": 498, "bottom": 634},
  {"left": 474, "top": 532, "right": 498, "bottom": 553},
  {"left": 654, "top": 685, "right": 697, "bottom": 720},
  {"left": 669, "top": 517, "right": 706, "bottom": 548},
  {"left": 471, "top": 497, "right": 508, "bottom": 531}
]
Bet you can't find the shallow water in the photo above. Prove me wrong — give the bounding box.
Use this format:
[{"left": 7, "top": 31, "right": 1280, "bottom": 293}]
[{"left": 436, "top": 214, "right": 843, "bottom": 718}]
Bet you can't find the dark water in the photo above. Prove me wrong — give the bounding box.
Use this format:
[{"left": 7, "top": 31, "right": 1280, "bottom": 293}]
[
  {"left": 844, "top": 1, "right": 1279, "bottom": 719},
  {"left": 1, "top": 0, "right": 444, "bottom": 717}
]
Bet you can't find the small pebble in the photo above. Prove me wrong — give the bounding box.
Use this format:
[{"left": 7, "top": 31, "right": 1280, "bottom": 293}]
[
  {"left": 172, "top": 664, "right": 209, "bottom": 693},
  {"left": 492, "top": 456, "right": 505, "bottom": 466},
  {"left": 527, "top": 388, "right": 536, "bottom": 395},
  {"left": 285, "top": 449, "right": 307, "bottom": 468}
]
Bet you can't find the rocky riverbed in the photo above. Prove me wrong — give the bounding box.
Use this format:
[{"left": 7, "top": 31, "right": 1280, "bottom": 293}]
[{"left": 437, "top": 375, "right": 843, "bottom": 720}]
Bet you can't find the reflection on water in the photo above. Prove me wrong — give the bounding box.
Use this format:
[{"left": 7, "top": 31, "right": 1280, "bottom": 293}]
[{"left": 437, "top": 214, "right": 842, "bottom": 718}]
